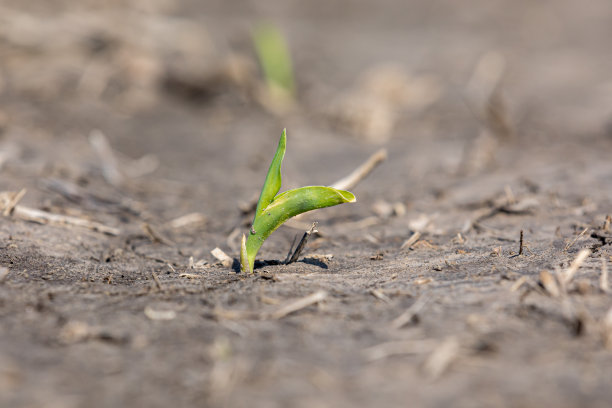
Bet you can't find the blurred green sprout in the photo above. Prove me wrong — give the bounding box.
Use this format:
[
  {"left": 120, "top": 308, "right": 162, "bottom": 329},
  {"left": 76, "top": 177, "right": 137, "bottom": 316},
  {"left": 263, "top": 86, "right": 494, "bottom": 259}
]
[
  {"left": 240, "top": 129, "right": 356, "bottom": 273},
  {"left": 252, "top": 23, "right": 296, "bottom": 97}
]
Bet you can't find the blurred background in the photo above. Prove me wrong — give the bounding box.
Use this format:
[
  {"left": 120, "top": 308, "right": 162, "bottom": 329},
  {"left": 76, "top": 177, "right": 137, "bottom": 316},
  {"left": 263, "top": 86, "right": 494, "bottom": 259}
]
[
  {"left": 2, "top": 0, "right": 611, "bottom": 213},
  {"left": 2, "top": 1, "right": 611, "bottom": 141}
]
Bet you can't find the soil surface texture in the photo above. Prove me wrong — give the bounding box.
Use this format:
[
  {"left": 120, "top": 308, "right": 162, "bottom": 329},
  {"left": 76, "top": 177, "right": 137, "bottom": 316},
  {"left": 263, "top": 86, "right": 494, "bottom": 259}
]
[{"left": 1, "top": 1, "right": 612, "bottom": 407}]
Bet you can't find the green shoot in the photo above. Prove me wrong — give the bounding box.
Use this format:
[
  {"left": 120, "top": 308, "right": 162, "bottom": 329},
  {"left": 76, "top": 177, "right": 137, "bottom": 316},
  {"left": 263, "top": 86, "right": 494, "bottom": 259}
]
[
  {"left": 240, "top": 129, "right": 356, "bottom": 273},
  {"left": 252, "top": 23, "right": 296, "bottom": 97}
]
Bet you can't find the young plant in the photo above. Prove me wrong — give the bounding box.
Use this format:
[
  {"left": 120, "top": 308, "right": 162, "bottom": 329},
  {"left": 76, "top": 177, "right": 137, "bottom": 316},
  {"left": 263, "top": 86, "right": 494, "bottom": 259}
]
[
  {"left": 240, "top": 129, "right": 356, "bottom": 273},
  {"left": 252, "top": 23, "right": 296, "bottom": 97}
]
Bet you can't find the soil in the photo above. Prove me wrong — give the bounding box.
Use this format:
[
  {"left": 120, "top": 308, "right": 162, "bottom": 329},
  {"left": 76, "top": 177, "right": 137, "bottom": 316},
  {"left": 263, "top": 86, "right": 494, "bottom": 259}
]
[{"left": 1, "top": 1, "right": 612, "bottom": 407}]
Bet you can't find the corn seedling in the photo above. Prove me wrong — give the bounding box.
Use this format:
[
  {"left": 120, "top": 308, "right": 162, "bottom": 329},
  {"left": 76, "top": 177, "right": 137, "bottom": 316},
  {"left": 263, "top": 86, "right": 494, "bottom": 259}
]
[
  {"left": 240, "top": 129, "right": 356, "bottom": 273},
  {"left": 252, "top": 23, "right": 296, "bottom": 97}
]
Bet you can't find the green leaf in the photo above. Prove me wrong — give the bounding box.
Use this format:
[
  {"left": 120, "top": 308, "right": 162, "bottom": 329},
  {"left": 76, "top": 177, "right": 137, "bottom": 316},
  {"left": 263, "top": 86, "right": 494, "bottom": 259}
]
[
  {"left": 252, "top": 24, "right": 296, "bottom": 96},
  {"left": 255, "top": 129, "right": 286, "bottom": 216}
]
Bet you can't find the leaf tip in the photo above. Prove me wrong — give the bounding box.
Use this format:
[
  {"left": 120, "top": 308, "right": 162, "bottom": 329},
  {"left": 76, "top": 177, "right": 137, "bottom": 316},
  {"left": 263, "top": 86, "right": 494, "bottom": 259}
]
[{"left": 338, "top": 189, "right": 356, "bottom": 203}]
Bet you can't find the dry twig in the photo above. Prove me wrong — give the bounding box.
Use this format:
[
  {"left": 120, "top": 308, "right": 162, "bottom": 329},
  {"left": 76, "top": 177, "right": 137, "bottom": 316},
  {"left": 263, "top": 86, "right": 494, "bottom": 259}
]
[
  {"left": 464, "top": 196, "right": 538, "bottom": 232},
  {"left": 400, "top": 231, "right": 421, "bottom": 250},
  {"left": 2, "top": 188, "right": 26, "bottom": 216},
  {"left": 151, "top": 272, "right": 164, "bottom": 292},
  {"left": 363, "top": 339, "right": 437, "bottom": 362},
  {"left": 562, "top": 249, "right": 591, "bottom": 285},
  {"left": 266, "top": 291, "right": 327, "bottom": 320},
  {"left": 370, "top": 289, "right": 391, "bottom": 303},
  {"left": 331, "top": 149, "right": 387, "bottom": 191},
  {"left": 510, "top": 276, "right": 529, "bottom": 292},
  {"left": 539, "top": 270, "right": 560, "bottom": 298},
  {"left": 6, "top": 204, "right": 120, "bottom": 235},
  {"left": 211, "top": 248, "right": 233, "bottom": 268},
  {"left": 167, "top": 212, "right": 207, "bottom": 229},
  {"left": 285, "top": 222, "right": 318, "bottom": 264},
  {"left": 391, "top": 295, "right": 429, "bottom": 329},
  {"left": 214, "top": 308, "right": 259, "bottom": 320},
  {"left": 564, "top": 227, "right": 589, "bottom": 252},
  {"left": 142, "top": 223, "right": 174, "bottom": 246}
]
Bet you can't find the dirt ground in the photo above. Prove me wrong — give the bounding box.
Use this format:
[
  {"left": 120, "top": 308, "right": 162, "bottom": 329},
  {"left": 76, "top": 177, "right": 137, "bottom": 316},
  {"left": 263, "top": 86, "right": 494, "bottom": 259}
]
[{"left": 1, "top": 1, "right": 612, "bottom": 407}]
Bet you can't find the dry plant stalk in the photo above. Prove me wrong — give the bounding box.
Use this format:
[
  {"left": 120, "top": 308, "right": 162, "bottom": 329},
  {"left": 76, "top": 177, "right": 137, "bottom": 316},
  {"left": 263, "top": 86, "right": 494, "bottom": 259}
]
[
  {"left": 539, "top": 270, "right": 560, "bottom": 298},
  {"left": 167, "top": 212, "right": 207, "bottom": 229},
  {"left": 285, "top": 222, "right": 318, "bottom": 264},
  {"left": 510, "top": 276, "right": 529, "bottom": 292},
  {"left": 214, "top": 308, "right": 258, "bottom": 321},
  {"left": 1, "top": 189, "right": 121, "bottom": 235},
  {"left": 150, "top": 272, "right": 165, "bottom": 293},
  {"left": 331, "top": 148, "right": 387, "bottom": 191},
  {"left": 564, "top": 227, "right": 589, "bottom": 252},
  {"left": 2, "top": 188, "right": 26, "bottom": 216},
  {"left": 11, "top": 206, "right": 120, "bottom": 235},
  {"left": 391, "top": 295, "right": 429, "bottom": 329},
  {"left": 266, "top": 291, "right": 327, "bottom": 320},
  {"left": 400, "top": 231, "right": 422, "bottom": 250},
  {"left": 370, "top": 289, "right": 391, "bottom": 303},
  {"left": 422, "top": 337, "right": 460, "bottom": 379},
  {"left": 142, "top": 223, "right": 174, "bottom": 246},
  {"left": 562, "top": 249, "right": 591, "bottom": 285},
  {"left": 211, "top": 248, "right": 233, "bottom": 268},
  {"left": 363, "top": 339, "right": 438, "bottom": 362},
  {"left": 601, "top": 257, "right": 610, "bottom": 293}
]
